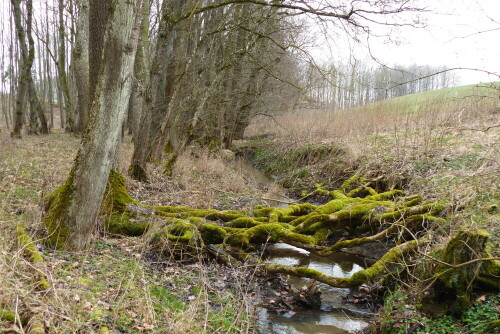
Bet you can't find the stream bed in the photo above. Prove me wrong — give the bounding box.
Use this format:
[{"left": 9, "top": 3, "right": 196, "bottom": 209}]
[
  {"left": 257, "top": 243, "right": 372, "bottom": 333},
  {"left": 233, "top": 158, "right": 372, "bottom": 333}
]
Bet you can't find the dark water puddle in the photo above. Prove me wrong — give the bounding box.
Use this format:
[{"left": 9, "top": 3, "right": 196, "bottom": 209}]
[{"left": 258, "top": 243, "right": 371, "bottom": 334}]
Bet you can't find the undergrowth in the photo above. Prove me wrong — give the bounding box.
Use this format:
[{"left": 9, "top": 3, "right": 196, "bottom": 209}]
[{"left": 381, "top": 289, "right": 499, "bottom": 334}]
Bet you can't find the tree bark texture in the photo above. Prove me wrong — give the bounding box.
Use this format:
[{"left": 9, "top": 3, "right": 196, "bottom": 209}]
[
  {"left": 58, "top": 0, "right": 74, "bottom": 132},
  {"left": 72, "top": 0, "right": 90, "bottom": 133},
  {"left": 10, "top": 0, "right": 31, "bottom": 137}
]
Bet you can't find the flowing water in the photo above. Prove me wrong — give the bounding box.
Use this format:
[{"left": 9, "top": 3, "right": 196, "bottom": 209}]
[
  {"left": 233, "top": 158, "right": 372, "bottom": 333},
  {"left": 257, "top": 243, "right": 371, "bottom": 334}
]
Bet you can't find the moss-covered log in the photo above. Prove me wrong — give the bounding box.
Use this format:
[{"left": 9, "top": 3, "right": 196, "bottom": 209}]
[
  {"left": 90, "top": 173, "right": 449, "bottom": 257},
  {"left": 320, "top": 214, "right": 445, "bottom": 255}
]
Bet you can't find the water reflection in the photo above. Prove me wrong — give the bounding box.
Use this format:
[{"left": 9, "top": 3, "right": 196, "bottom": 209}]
[
  {"left": 260, "top": 243, "right": 370, "bottom": 333},
  {"left": 257, "top": 308, "right": 368, "bottom": 334}
]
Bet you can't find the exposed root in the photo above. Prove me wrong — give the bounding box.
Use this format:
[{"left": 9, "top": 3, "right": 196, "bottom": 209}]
[
  {"left": 265, "top": 239, "right": 427, "bottom": 288},
  {"left": 39, "top": 171, "right": 500, "bottom": 317},
  {"left": 420, "top": 229, "right": 500, "bottom": 316},
  {"left": 16, "top": 224, "right": 51, "bottom": 291}
]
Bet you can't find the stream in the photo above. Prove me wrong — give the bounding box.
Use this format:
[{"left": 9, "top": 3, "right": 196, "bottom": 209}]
[
  {"left": 257, "top": 243, "right": 371, "bottom": 334},
  {"left": 233, "top": 158, "right": 372, "bottom": 334}
]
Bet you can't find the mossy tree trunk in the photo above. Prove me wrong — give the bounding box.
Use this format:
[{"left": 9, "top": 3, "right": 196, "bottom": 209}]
[
  {"left": 43, "top": 0, "right": 144, "bottom": 250},
  {"left": 420, "top": 229, "right": 500, "bottom": 317}
]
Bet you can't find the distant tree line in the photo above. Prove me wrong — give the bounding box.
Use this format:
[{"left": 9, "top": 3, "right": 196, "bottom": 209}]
[{"left": 302, "top": 61, "right": 460, "bottom": 110}]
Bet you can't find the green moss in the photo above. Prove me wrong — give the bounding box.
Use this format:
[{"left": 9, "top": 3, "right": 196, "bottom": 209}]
[
  {"left": 105, "top": 213, "right": 149, "bottom": 236},
  {"left": 349, "top": 239, "right": 426, "bottom": 285},
  {"left": 422, "top": 229, "right": 491, "bottom": 316},
  {"left": 366, "top": 189, "right": 404, "bottom": 201},
  {"left": 199, "top": 223, "right": 228, "bottom": 244},
  {"left": 128, "top": 163, "right": 149, "bottom": 182},
  {"left": 316, "top": 199, "right": 354, "bottom": 214},
  {"left": 43, "top": 172, "right": 74, "bottom": 249},
  {"left": 102, "top": 169, "right": 136, "bottom": 213},
  {"left": 347, "top": 186, "right": 378, "bottom": 198},
  {"left": 340, "top": 175, "right": 367, "bottom": 193},
  {"left": 253, "top": 207, "right": 274, "bottom": 217},
  {"left": 17, "top": 224, "right": 44, "bottom": 263},
  {"left": 164, "top": 154, "right": 177, "bottom": 176},
  {"left": 226, "top": 217, "right": 261, "bottom": 228},
  {"left": 16, "top": 223, "right": 51, "bottom": 290},
  {"left": 153, "top": 220, "right": 204, "bottom": 258},
  {"left": 0, "top": 309, "right": 16, "bottom": 323},
  {"left": 403, "top": 195, "right": 423, "bottom": 207}
]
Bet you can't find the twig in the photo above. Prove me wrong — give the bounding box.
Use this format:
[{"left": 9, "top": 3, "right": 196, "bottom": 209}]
[
  {"left": 458, "top": 124, "right": 500, "bottom": 133},
  {"left": 261, "top": 197, "right": 294, "bottom": 204}
]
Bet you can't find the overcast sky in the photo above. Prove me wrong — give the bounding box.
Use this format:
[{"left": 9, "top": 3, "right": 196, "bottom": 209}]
[
  {"left": 0, "top": 0, "right": 498, "bottom": 86},
  {"left": 351, "top": 0, "right": 500, "bottom": 85}
]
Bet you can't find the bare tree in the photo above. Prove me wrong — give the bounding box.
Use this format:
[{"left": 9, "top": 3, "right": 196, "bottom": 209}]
[{"left": 10, "top": 0, "right": 48, "bottom": 136}]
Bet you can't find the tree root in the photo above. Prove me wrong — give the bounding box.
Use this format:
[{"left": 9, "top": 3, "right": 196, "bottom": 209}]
[
  {"left": 41, "top": 171, "right": 500, "bottom": 317},
  {"left": 420, "top": 229, "right": 499, "bottom": 316},
  {"left": 16, "top": 224, "right": 51, "bottom": 291},
  {"left": 265, "top": 239, "right": 427, "bottom": 288}
]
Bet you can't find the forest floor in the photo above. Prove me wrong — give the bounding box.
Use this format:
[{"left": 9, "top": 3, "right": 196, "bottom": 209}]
[
  {"left": 0, "top": 130, "right": 293, "bottom": 333},
  {"left": 1, "top": 83, "right": 499, "bottom": 334}
]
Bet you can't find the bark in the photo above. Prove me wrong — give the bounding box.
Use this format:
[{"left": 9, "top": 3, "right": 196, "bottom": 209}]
[
  {"left": 72, "top": 0, "right": 90, "bottom": 133},
  {"left": 128, "top": 0, "right": 151, "bottom": 182},
  {"left": 127, "top": 0, "right": 150, "bottom": 138},
  {"left": 58, "top": 0, "right": 74, "bottom": 132},
  {"left": 10, "top": 0, "right": 30, "bottom": 137},
  {"left": 88, "top": 0, "right": 111, "bottom": 104},
  {"left": 129, "top": 0, "right": 181, "bottom": 178},
  {"left": 44, "top": 0, "right": 143, "bottom": 250},
  {"left": 28, "top": 77, "right": 49, "bottom": 134}
]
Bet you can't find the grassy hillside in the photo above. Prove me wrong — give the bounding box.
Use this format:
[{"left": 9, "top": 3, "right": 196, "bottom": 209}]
[{"left": 357, "top": 82, "right": 500, "bottom": 113}]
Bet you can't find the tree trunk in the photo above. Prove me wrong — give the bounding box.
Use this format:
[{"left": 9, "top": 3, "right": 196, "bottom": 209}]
[
  {"left": 44, "top": 0, "right": 143, "bottom": 250},
  {"left": 58, "top": 0, "right": 74, "bottom": 132},
  {"left": 10, "top": 0, "right": 30, "bottom": 137},
  {"left": 28, "top": 77, "right": 49, "bottom": 134},
  {"left": 128, "top": 0, "right": 151, "bottom": 182},
  {"left": 72, "top": 0, "right": 90, "bottom": 133}
]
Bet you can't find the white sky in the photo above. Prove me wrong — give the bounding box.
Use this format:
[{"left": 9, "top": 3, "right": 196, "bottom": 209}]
[
  {"left": 347, "top": 0, "right": 500, "bottom": 85},
  {"left": 1, "top": 0, "right": 499, "bottom": 86}
]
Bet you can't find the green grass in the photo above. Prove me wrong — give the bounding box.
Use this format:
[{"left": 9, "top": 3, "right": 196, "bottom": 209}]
[
  {"left": 382, "top": 290, "right": 500, "bottom": 334},
  {"left": 354, "top": 82, "right": 500, "bottom": 114}
]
